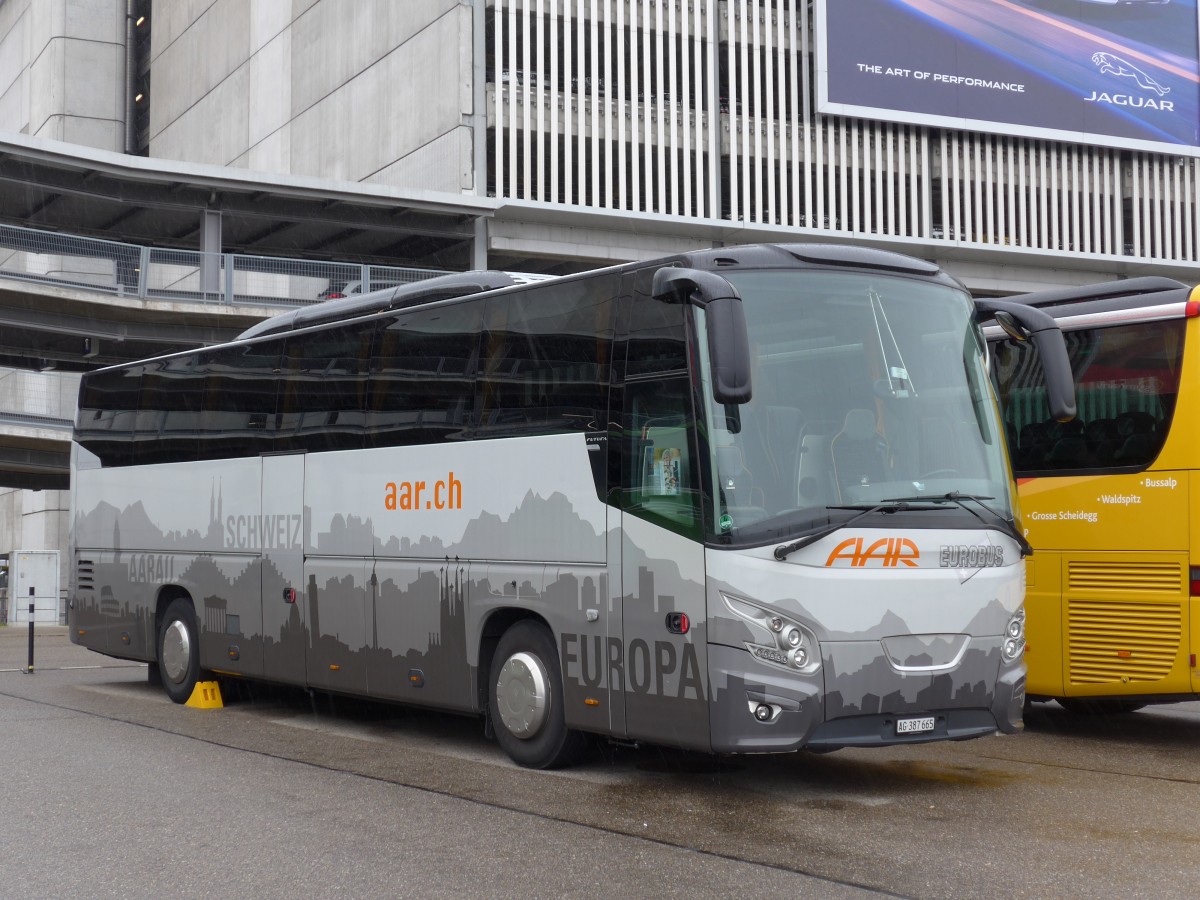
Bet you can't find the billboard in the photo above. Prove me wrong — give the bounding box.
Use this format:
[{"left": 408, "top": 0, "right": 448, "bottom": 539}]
[{"left": 816, "top": 0, "right": 1200, "bottom": 156}]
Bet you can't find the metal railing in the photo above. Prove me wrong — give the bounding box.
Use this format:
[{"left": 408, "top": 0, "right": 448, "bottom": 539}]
[{"left": 0, "top": 222, "right": 449, "bottom": 308}]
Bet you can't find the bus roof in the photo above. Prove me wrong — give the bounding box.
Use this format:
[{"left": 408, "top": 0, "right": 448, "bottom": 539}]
[
  {"left": 238, "top": 244, "right": 964, "bottom": 341},
  {"left": 98, "top": 242, "right": 968, "bottom": 376},
  {"left": 238, "top": 270, "right": 555, "bottom": 340},
  {"left": 1001, "top": 276, "right": 1193, "bottom": 317}
]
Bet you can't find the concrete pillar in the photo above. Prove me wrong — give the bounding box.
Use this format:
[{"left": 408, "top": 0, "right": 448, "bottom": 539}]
[
  {"left": 473, "top": 217, "right": 487, "bottom": 271},
  {"left": 200, "top": 208, "right": 222, "bottom": 300}
]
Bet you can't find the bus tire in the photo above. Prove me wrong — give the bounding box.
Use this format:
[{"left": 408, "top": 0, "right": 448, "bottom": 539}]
[
  {"left": 489, "top": 620, "right": 585, "bottom": 769},
  {"left": 158, "top": 597, "right": 201, "bottom": 704}
]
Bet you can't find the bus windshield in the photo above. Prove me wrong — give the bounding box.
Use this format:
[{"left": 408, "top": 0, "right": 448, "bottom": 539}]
[{"left": 699, "top": 270, "right": 1012, "bottom": 544}]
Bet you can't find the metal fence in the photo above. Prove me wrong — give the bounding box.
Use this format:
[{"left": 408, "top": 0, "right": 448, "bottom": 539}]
[{"left": 0, "top": 222, "right": 449, "bottom": 308}]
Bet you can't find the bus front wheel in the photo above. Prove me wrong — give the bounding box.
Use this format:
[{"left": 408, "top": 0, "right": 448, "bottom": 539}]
[
  {"left": 157, "top": 597, "right": 201, "bottom": 704},
  {"left": 489, "top": 620, "right": 585, "bottom": 769}
]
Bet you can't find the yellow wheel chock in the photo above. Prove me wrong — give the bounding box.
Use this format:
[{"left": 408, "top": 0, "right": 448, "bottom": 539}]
[{"left": 185, "top": 680, "right": 224, "bottom": 709}]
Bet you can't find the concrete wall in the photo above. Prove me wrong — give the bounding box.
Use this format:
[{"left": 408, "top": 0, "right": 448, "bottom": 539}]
[
  {"left": 0, "top": 369, "right": 80, "bottom": 421},
  {"left": 148, "top": 0, "right": 474, "bottom": 193},
  {"left": 0, "top": 488, "right": 70, "bottom": 623},
  {"left": 0, "top": 369, "right": 78, "bottom": 619},
  {"left": 0, "top": 0, "right": 127, "bottom": 150},
  {"left": 0, "top": 0, "right": 123, "bottom": 615}
]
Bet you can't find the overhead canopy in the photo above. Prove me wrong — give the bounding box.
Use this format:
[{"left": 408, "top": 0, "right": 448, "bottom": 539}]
[{"left": 0, "top": 132, "right": 493, "bottom": 270}]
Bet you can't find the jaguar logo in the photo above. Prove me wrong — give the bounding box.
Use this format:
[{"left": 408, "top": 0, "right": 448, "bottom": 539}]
[{"left": 1091, "top": 52, "right": 1169, "bottom": 97}]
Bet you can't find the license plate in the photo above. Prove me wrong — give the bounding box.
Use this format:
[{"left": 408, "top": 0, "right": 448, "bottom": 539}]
[{"left": 896, "top": 716, "right": 936, "bottom": 735}]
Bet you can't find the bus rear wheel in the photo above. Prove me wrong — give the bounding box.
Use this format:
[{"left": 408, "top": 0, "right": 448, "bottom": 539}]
[
  {"left": 158, "top": 597, "right": 201, "bottom": 704},
  {"left": 489, "top": 620, "right": 585, "bottom": 769}
]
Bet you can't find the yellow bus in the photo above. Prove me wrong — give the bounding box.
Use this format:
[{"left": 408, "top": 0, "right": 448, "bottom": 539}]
[{"left": 989, "top": 276, "right": 1200, "bottom": 713}]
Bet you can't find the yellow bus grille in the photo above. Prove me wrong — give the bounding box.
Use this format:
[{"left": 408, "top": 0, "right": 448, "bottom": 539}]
[
  {"left": 1067, "top": 561, "right": 1181, "bottom": 593},
  {"left": 1067, "top": 600, "right": 1181, "bottom": 684}
]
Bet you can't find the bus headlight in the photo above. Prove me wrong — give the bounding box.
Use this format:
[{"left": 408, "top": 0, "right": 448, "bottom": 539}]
[
  {"left": 1001, "top": 607, "right": 1026, "bottom": 663},
  {"left": 722, "top": 594, "right": 821, "bottom": 675}
]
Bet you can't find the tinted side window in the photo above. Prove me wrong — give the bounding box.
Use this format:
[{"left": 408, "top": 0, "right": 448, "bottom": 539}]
[
  {"left": 992, "top": 318, "right": 1185, "bottom": 473},
  {"left": 620, "top": 374, "right": 705, "bottom": 540},
  {"left": 478, "top": 276, "right": 617, "bottom": 439},
  {"left": 367, "top": 302, "right": 482, "bottom": 447},
  {"left": 613, "top": 277, "right": 710, "bottom": 537},
  {"left": 626, "top": 267, "right": 689, "bottom": 377},
  {"left": 133, "top": 355, "right": 204, "bottom": 464},
  {"left": 76, "top": 365, "right": 142, "bottom": 467},
  {"left": 196, "top": 342, "right": 281, "bottom": 461},
  {"left": 277, "top": 324, "right": 373, "bottom": 453}
]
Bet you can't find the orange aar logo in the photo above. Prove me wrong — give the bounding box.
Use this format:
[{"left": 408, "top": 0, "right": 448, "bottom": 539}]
[
  {"left": 825, "top": 537, "right": 920, "bottom": 568},
  {"left": 384, "top": 472, "right": 463, "bottom": 511}
]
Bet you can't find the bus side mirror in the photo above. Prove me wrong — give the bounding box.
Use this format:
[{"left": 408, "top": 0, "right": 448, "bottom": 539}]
[
  {"left": 652, "top": 267, "right": 751, "bottom": 405},
  {"left": 991, "top": 310, "right": 1027, "bottom": 342},
  {"left": 976, "top": 299, "right": 1077, "bottom": 422}
]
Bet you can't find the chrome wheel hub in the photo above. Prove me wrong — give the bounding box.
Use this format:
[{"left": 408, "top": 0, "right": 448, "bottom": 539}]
[
  {"left": 162, "top": 620, "right": 192, "bottom": 685},
  {"left": 495, "top": 651, "right": 548, "bottom": 739}
]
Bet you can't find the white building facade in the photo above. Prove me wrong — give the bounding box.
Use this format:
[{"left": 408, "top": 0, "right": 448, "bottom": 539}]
[{"left": 4, "top": 0, "right": 1195, "bottom": 286}]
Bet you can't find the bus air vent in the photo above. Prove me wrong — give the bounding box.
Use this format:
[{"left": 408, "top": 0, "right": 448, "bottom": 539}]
[
  {"left": 1066, "top": 599, "right": 1181, "bottom": 685},
  {"left": 1067, "top": 561, "right": 1181, "bottom": 594},
  {"left": 76, "top": 559, "right": 95, "bottom": 591}
]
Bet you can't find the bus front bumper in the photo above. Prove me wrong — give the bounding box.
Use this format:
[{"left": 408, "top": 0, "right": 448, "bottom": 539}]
[{"left": 708, "top": 643, "right": 1025, "bottom": 753}]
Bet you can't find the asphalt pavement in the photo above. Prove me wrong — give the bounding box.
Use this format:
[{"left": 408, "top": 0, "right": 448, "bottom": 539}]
[
  {"left": 0, "top": 624, "right": 876, "bottom": 899},
  {"left": 0, "top": 623, "right": 88, "bottom": 671},
  {"left": 5, "top": 623, "right": 1200, "bottom": 898}
]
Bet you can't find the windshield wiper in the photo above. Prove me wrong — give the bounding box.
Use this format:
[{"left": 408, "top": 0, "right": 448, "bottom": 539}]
[
  {"left": 772, "top": 502, "right": 941, "bottom": 561},
  {"left": 884, "top": 491, "right": 1034, "bottom": 557}
]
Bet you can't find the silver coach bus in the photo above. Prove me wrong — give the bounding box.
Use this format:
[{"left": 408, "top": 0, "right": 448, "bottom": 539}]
[{"left": 69, "top": 243, "right": 1073, "bottom": 767}]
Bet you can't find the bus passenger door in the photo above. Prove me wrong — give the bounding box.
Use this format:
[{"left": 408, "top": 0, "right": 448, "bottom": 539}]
[
  {"left": 611, "top": 274, "right": 713, "bottom": 750},
  {"left": 260, "top": 453, "right": 307, "bottom": 686},
  {"left": 618, "top": 379, "right": 711, "bottom": 752}
]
